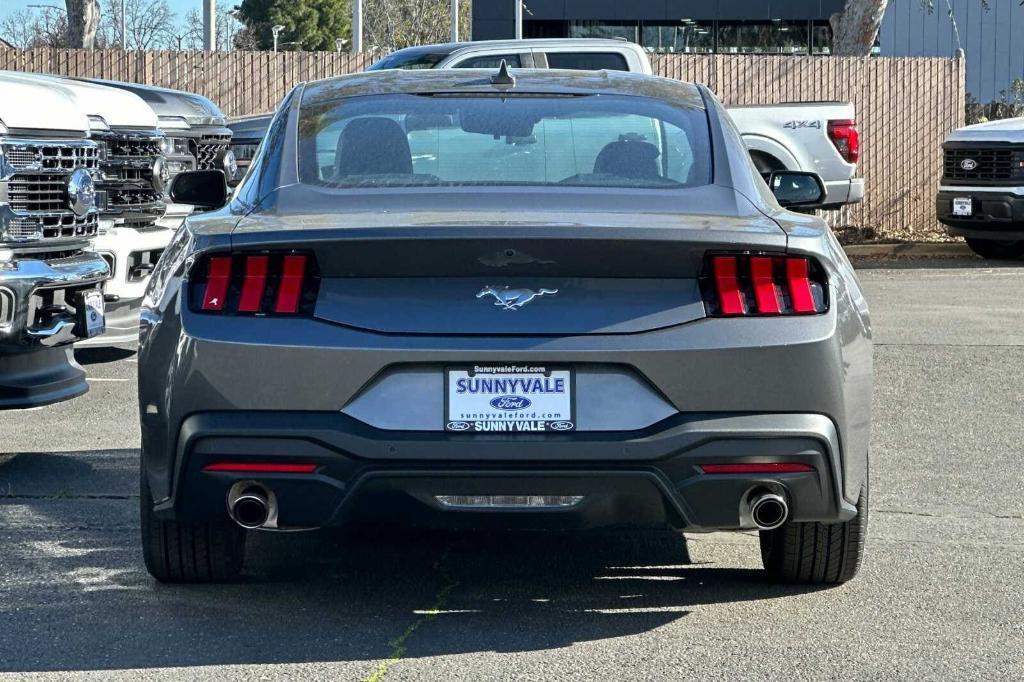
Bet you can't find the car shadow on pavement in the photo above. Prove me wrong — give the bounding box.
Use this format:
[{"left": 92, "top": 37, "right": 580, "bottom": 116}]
[
  {"left": 74, "top": 345, "right": 137, "bottom": 365},
  {"left": 0, "top": 450, "right": 831, "bottom": 673}
]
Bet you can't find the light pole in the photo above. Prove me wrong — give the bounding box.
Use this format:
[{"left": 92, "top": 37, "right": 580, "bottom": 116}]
[
  {"left": 203, "top": 0, "right": 216, "bottom": 51},
  {"left": 514, "top": 1, "right": 522, "bottom": 40},
  {"left": 272, "top": 24, "right": 284, "bottom": 52},
  {"left": 121, "top": 0, "right": 126, "bottom": 50},
  {"left": 450, "top": 0, "right": 458, "bottom": 43},
  {"left": 352, "top": 0, "right": 362, "bottom": 54}
]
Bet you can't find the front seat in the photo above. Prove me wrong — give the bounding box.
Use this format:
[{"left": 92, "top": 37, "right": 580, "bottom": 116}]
[
  {"left": 593, "top": 139, "right": 661, "bottom": 180},
  {"left": 335, "top": 117, "right": 413, "bottom": 177}
]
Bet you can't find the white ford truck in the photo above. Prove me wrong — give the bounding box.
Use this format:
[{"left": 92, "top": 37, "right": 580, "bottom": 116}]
[
  {"left": 936, "top": 117, "right": 1024, "bottom": 259},
  {"left": 0, "top": 74, "right": 110, "bottom": 408},
  {"left": 231, "top": 40, "right": 865, "bottom": 210},
  {"left": 2, "top": 72, "right": 170, "bottom": 346},
  {"left": 367, "top": 39, "right": 865, "bottom": 209}
]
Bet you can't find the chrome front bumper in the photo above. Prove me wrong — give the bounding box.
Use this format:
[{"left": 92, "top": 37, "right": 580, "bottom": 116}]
[{"left": 0, "top": 249, "right": 110, "bottom": 351}]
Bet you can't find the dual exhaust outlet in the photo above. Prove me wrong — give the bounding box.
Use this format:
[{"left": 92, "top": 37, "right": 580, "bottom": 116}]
[{"left": 749, "top": 491, "right": 790, "bottom": 531}]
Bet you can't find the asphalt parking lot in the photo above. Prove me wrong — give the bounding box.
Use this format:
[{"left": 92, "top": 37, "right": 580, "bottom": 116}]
[{"left": 1, "top": 258, "right": 1022, "bottom": 680}]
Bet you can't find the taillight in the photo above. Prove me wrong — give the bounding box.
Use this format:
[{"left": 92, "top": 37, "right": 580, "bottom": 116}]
[
  {"left": 827, "top": 119, "right": 859, "bottom": 164},
  {"left": 702, "top": 254, "right": 828, "bottom": 317},
  {"left": 191, "top": 252, "right": 319, "bottom": 316}
]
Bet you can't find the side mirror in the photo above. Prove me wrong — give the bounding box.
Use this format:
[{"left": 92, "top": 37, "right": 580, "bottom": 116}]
[
  {"left": 765, "top": 171, "right": 826, "bottom": 208},
  {"left": 169, "top": 170, "right": 228, "bottom": 209}
]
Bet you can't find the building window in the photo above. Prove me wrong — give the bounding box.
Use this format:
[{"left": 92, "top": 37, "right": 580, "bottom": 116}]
[
  {"left": 811, "top": 21, "right": 833, "bottom": 55},
  {"left": 568, "top": 21, "right": 639, "bottom": 43},
  {"left": 642, "top": 22, "right": 715, "bottom": 54},
  {"left": 717, "top": 21, "right": 811, "bottom": 55}
]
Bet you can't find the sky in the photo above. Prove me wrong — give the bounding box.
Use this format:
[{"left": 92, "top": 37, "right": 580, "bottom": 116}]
[{"left": 3, "top": 0, "right": 207, "bottom": 33}]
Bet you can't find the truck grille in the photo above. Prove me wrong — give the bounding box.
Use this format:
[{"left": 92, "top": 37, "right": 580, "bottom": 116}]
[
  {"left": 94, "top": 130, "right": 165, "bottom": 227},
  {"left": 1, "top": 140, "right": 100, "bottom": 245},
  {"left": 193, "top": 135, "right": 231, "bottom": 170},
  {"left": 943, "top": 146, "right": 1024, "bottom": 183}
]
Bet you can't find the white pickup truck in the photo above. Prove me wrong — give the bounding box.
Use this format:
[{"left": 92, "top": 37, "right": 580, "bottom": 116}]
[
  {"left": 231, "top": 40, "right": 865, "bottom": 209},
  {"left": 364, "top": 39, "right": 864, "bottom": 209},
  {"left": 0, "top": 73, "right": 110, "bottom": 408},
  {"left": 2, "top": 72, "right": 171, "bottom": 346},
  {"left": 936, "top": 117, "right": 1024, "bottom": 259}
]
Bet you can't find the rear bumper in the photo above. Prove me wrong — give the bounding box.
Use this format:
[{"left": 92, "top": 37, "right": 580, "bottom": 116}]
[
  {"left": 936, "top": 187, "right": 1024, "bottom": 240},
  {"left": 822, "top": 177, "right": 864, "bottom": 209},
  {"left": 157, "top": 411, "right": 857, "bottom": 531}
]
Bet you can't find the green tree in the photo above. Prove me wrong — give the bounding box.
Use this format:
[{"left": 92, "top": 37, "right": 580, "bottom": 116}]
[{"left": 237, "top": 0, "right": 351, "bottom": 51}]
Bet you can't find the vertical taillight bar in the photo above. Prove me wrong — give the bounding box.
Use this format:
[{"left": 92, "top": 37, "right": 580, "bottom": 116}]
[
  {"left": 712, "top": 256, "right": 745, "bottom": 316},
  {"left": 786, "top": 258, "right": 817, "bottom": 314},
  {"left": 749, "top": 257, "right": 782, "bottom": 314},
  {"left": 201, "top": 256, "right": 232, "bottom": 311},
  {"left": 274, "top": 255, "right": 307, "bottom": 314},
  {"left": 237, "top": 255, "right": 269, "bottom": 313}
]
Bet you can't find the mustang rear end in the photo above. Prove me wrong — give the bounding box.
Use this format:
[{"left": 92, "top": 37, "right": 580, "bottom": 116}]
[{"left": 138, "top": 69, "right": 872, "bottom": 585}]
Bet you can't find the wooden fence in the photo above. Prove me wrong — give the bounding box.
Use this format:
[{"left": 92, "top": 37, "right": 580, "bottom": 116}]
[{"left": 1, "top": 47, "right": 964, "bottom": 241}]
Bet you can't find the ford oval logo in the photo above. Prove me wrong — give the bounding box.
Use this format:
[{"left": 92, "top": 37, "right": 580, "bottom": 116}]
[
  {"left": 489, "top": 395, "right": 532, "bottom": 410},
  {"left": 549, "top": 421, "right": 575, "bottom": 431},
  {"left": 446, "top": 421, "right": 472, "bottom": 431},
  {"left": 960, "top": 158, "right": 978, "bottom": 171}
]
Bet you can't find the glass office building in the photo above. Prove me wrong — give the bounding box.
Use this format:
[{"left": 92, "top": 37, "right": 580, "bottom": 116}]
[
  {"left": 472, "top": 1, "right": 1024, "bottom": 102},
  {"left": 473, "top": 1, "right": 847, "bottom": 55}
]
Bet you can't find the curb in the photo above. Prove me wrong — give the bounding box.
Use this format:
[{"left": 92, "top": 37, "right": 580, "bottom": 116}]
[{"left": 843, "top": 242, "right": 972, "bottom": 258}]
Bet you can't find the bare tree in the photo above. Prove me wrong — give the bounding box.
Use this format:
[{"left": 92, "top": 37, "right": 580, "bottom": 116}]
[
  {"left": 101, "top": 0, "right": 177, "bottom": 50},
  {"left": 829, "top": 0, "right": 890, "bottom": 56},
  {"left": 182, "top": 7, "right": 252, "bottom": 51},
  {"left": 0, "top": 7, "right": 68, "bottom": 48},
  {"left": 363, "top": 0, "right": 471, "bottom": 52},
  {"left": 65, "top": 0, "right": 101, "bottom": 48}
]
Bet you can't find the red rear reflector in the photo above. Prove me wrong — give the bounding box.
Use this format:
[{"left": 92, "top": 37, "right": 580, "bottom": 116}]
[
  {"left": 274, "top": 255, "right": 307, "bottom": 314},
  {"left": 201, "top": 256, "right": 232, "bottom": 311},
  {"left": 237, "top": 255, "right": 269, "bottom": 313},
  {"left": 786, "top": 258, "right": 817, "bottom": 314},
  {"left": 699, "top": 463, "right": 815, "bottom": 474},
  {"left": 749, "top": 257, "right": 782, "bottom": 314},
  {"left": 827, "top": 119, "right": 860, "bottom": 164},
  {"left": 712, "top": 256, "right": 745, "bottom": 316},
  {"left": 203, "top": 462, "right": 318, "bottom": 474}
]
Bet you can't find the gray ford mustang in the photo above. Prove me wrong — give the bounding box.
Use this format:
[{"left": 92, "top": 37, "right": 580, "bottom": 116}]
[{"left": 138, "top": 68, "right": 872, "bottom": 584}]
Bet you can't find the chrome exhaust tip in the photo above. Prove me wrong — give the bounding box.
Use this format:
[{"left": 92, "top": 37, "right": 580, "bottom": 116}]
[
  {"left": 750, "top": 492, "right": 789, "bottom": 531},
  {"left": 229, "top": 486, "right": 271, "bottom": 529}
]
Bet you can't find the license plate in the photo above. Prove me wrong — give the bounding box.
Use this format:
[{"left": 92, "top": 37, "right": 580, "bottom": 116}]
[
  {"left": 78, "top": 290, "right": 106, "bottom": 338},
  {"left": 445, "top": 365, "right": 575, "bottom": 433},
  {"left": 952, "top": 197, "right": 973, "bottom": 216}
]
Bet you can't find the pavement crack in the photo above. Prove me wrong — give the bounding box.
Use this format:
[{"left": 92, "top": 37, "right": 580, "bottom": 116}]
[{"left": 362, "top": 547, "right": 460, "bottom": 682}]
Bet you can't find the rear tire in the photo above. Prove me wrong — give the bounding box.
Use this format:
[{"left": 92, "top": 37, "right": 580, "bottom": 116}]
[
  {"left": 965, "top": 238, "right": 1024, "bottom": 260},
  {"left": 759, "top": 486, "right": 868, "bottom": 585},
  {"left": 140, "top": 468, "right": 246, "bottom": 583}
]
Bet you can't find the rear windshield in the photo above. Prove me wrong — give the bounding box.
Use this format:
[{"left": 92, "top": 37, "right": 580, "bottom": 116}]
[
  {"left": 297, "top": 93, "right": 712, "bottom": 190},
  {"left": 368, "top": 51, "right": 450, "bottom": 70}
]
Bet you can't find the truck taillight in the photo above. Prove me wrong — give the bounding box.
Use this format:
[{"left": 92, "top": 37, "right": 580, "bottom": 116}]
[
  {"left": 190, "top": 252, "right": 319, "bottom": 316},
  {"left": 702, "top": 254, "right": 828, "bottom": 317},
  {"left": 827, "top": 119, "right": 860, "bottom": 164}
]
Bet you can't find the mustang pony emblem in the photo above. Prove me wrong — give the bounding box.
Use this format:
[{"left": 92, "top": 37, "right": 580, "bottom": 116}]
[{"left": 476, "top": 286, "right": 558, "bottom": 310}]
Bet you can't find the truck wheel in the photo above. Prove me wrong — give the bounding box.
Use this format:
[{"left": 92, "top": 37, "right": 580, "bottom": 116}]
[
  {"left": 759, "top": 486, "right": 868, "bottom": 585},
  {"left": 140, "top": 469, "right": 246, "bottom": 583},
  {"left": 965, "top": 238, "right": 1024, "bottom": 260}
]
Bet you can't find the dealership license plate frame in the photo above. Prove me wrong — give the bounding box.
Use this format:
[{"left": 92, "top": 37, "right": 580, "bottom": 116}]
[
  {"left": 75, "top": 290, "right": 106, "bottom": 339},
  {"left": 952, "top": 197, "right": 973, "bottom": 216},
  {"left": 444, "top": 365, "right": 576, "bottom": 433}
]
